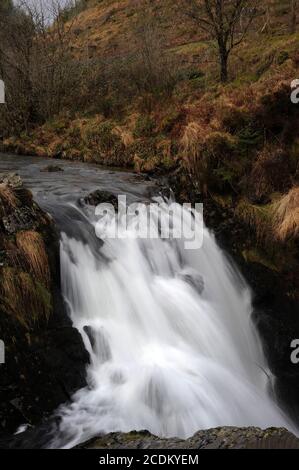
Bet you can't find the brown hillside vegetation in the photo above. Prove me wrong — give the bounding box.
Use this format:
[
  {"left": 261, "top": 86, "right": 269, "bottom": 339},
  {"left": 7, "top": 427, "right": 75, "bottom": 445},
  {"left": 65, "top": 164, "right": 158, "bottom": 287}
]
[{"left": 1, "top": 0, "right": 299, "bottom": 296}]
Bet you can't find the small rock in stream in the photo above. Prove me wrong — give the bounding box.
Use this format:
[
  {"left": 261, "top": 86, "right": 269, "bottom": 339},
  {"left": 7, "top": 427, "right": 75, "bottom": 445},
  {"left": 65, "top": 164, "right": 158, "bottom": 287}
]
[{"left": 40, "top": 165, "right": 64, "bottom": 173}]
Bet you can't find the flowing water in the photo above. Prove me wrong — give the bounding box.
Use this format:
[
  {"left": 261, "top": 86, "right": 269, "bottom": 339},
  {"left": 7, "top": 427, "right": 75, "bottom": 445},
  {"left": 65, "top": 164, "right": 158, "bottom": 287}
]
[{"left": 0, "top": 154, "right": 295, "bottom": 448}]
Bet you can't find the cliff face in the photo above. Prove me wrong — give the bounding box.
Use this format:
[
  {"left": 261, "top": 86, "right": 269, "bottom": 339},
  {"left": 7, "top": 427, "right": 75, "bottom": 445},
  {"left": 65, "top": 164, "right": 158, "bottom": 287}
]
[{"left": 0, "top": 174, "right": 89, "bottom": 436}]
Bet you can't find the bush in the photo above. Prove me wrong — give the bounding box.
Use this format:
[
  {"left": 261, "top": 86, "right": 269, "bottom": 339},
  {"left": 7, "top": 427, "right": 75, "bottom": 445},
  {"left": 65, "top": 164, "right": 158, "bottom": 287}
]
[{"left": 248, "top": 146, "right": 292, "bottom": 203}]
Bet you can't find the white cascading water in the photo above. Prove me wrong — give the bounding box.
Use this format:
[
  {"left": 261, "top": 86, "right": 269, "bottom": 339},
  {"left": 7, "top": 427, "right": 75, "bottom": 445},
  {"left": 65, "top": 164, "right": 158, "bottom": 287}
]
[{"left": 51, "top": 198, "right": 293, "bottom": 448}]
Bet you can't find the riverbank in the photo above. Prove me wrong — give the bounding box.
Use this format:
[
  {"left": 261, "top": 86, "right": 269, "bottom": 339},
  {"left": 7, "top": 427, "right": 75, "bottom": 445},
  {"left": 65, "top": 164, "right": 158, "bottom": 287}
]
[
  {"left": 169, "top": 171, "right": 299, "bottom": 424},
  {"left": 0, "top": 173, "right": 89, "bottom": 436}
]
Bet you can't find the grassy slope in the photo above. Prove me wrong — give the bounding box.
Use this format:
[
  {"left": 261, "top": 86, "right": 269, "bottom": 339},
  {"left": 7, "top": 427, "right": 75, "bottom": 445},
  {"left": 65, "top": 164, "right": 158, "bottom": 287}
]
[{"left": 3, "top": 0, "right": 299, "bottom": 296}]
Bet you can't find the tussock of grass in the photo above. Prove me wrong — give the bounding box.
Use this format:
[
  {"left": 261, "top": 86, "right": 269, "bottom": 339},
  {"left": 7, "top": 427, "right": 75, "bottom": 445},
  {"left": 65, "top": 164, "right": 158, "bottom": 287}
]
[
  {"left": 113, "top": 126, "right": 134, "bottom": 147},
  {"left": 2, "top": 239, "right": 28, "bottom": 271},
  {"left": 0, "top": 184, "right": 19, "bottom": 217},
  {"left": 0, "top": 267, "right": 52, "bottom": 328},
  {"left": 273, "top": 187, "right": 299, "bottom": 241},
  {"left": 180, "top": 121, "right": 204, "bottom": 174},
  {"left": 16, "top": 231, "right": 50, "bottom": 287},
  {"left": 235, "top": 199, "right": 274, "bottom": 243},
  {"left": 249, "top": 146, "right": 291, "bottom": 201}
]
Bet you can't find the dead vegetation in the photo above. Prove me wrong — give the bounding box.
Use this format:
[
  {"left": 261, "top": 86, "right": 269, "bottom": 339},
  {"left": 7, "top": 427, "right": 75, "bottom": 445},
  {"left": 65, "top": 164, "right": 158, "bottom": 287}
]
[
  {"left": 235, "top": 198, "right": 275, "bottom": 244},
  {"left": 248, "top": 146, "right": 292, "bottom": 202},
  {"left": 0, "top": 267, "right": 52, "bottom": 329},
  {"left": 16, "top": 231, "right": 50, "bottom": 287},
  {"left": 1, "top": 0, "right": 299, "bottom": 285},
  {"left": 273, "top": 187, "right": 299, "bottom": 241},
  {"left": 0, "top": 184, "right": 20, "bottom": 216}
]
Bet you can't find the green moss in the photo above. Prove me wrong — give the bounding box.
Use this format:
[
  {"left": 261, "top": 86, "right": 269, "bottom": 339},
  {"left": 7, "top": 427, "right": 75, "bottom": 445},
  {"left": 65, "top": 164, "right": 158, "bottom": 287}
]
[{"left": 242, "top": 248, "right": 280, "bottom": 272}]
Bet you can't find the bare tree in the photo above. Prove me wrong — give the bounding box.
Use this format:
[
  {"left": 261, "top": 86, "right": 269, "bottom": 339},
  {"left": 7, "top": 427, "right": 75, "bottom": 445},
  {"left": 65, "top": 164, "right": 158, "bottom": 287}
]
[
  {"left": 129, "top": 19, "right": 178, "bottom": 98},
  {"left": 0, "top": 0, "right": 81, "bottom": 133},
  {"left": 182, "top": 0, "right": 258, "bottom": 82}
]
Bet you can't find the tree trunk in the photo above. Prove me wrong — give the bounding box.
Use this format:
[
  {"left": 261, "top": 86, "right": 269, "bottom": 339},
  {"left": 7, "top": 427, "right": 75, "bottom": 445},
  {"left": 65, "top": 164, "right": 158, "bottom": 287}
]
[{"left": 219, "top": 51, "right": 228, "bottom": 83}]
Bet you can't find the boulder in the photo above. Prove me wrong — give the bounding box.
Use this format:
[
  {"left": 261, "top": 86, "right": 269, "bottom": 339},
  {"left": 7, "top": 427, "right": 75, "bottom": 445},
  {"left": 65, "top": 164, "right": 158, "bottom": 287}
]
[{"left": 83, "top": 189, "right": 118, "bottom": 209}]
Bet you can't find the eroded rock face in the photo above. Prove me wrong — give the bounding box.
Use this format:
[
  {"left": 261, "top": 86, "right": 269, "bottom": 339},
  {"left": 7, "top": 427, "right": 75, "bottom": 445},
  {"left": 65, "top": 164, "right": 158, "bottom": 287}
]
[
  {"left": 0, "top": 174, "right": 89, "bottom": 436},
  {"left": 78, "top": 427, "right": 299, "bottom": 450}
]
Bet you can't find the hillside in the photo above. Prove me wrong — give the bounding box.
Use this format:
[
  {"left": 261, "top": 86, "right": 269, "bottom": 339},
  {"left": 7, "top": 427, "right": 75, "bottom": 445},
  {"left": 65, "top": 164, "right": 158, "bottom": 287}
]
[
  {"left": 1, "top": 0, "right": 299, "bottom": 299},
  {"left": 67, "top": 0, "right": 200, "bottom": 57}
]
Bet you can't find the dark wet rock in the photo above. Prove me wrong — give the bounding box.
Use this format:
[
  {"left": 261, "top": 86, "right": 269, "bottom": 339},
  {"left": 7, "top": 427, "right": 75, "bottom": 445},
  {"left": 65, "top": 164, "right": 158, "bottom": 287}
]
[
  {"left": 83, "top": 325, "right": 111, "bottom": 362},
  {"left": 83, "top": 325, "right": 96, "bottom": 349},
  {"left": 40, "top": 165, "right": 64, "bottom": 173},
  {"left": 0, "top": 173, "right": 22, "bottom": 187},
  {"left": 77, "top": 427, "right": 299, "bottom": 450},
  {"left": 2, "top": 207, "right": 39, "bottom": 234},
  {"left": 0, "top": 419, "right": 60, "bottom": 449},
  {"left": 0, "top": 174, "right": 89, "bottom": 437},
  {"left": 83, "top": 189, "right": 118, "bottom": 209},
  {"left": 179, "top": 269, "right": 204, "bottom": 294}
]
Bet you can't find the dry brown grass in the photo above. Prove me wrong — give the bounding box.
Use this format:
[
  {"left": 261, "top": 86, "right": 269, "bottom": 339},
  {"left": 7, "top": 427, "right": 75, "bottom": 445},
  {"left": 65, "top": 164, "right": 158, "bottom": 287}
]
[
  {"left": 0, "top": 184, "right": 19, "bottom": 216},
  {"left": 113, "top": 126, "right": 134, "bottom": 147},
  {"left": 273, "top": 187, "right": 299, "bottom": 242},
  {"left": 180, "top": 121, "right": 204, "bottom": 173},
  {"left": 249, "top": 146, "right": 291, "bottom": 201},
  {"left": 235, "top": 198, "right": 275, "bottom": 244},
  {"left": 2, "top": 239, "right": 28, "bottom": 271},
  {"left": 0, "top": 267, "right": 52, "bottom": 328},
  {"left": 180, "top": 121, "right": 212, "bottom": 194},
  {"left": 16, "top": 231, "right": 50, "bottom": 287},
  {"left": 180, "top": 120, "right": 237, "bottom": 193}
]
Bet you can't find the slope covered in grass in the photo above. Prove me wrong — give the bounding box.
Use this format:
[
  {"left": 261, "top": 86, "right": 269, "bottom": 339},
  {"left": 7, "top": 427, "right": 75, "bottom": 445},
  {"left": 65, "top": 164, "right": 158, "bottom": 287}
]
[{"left": 1, "top": 0, "right": 299, "bottom": 296}]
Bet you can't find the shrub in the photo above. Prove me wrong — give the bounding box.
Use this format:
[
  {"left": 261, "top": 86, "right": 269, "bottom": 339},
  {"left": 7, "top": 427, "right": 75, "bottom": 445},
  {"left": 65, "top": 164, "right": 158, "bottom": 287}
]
[
  {"left": 220, "top": 105, "right": 252, "bottom": 134},
  {"left": 235, "top": 199, "right": 274, "bottom": 244},
  {"left": 181, "top": 123, "right": 237, "bottom": 193},
  {"left": 237, "top": 125, "right": 263, "bottom": 157},
  {"left": 248, "top": 146, "right": 292, "bottom": 203}
]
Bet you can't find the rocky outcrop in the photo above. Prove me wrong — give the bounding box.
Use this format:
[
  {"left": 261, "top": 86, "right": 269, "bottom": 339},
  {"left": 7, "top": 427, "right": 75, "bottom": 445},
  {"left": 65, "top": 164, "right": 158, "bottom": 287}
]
[
  {"left": 77, "top": 427, "right": 299, "bottom": 449},
  {"left": 0, "top": 174, "right": 89, "bottom": 437}
]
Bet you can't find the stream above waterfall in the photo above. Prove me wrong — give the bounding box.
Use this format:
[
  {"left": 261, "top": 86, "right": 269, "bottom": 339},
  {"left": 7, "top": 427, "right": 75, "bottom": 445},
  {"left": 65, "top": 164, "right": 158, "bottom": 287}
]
[{"left": 0, "top": 153, "right": 296, "bottom": 448}]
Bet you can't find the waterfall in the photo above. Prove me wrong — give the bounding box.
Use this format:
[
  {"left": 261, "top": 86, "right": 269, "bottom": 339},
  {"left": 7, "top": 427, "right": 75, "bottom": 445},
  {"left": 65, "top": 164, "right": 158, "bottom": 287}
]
[{"left": 50, "top": 198, "right": 293, "bottom": 449}]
